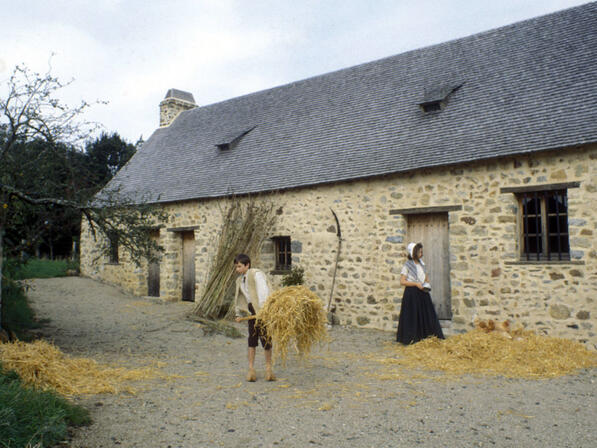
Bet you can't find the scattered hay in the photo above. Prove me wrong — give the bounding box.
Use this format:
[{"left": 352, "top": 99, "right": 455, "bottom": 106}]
[
  {"left": 381, "top": 329, "right": 597, "bottom": 379},
  {"left": 0, "top": 340, "right": 170, "bottom": 396},
  {"left": 256, "top": 286, "right": 328, "bottom": 363},
  {"left": 318, "top": 402, "right": 334, "bottom": 411}
]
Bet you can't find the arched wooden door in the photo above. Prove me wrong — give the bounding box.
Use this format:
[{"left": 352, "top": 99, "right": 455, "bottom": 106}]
[{"left": 406, "top": 213, "right": 451, "bottom": 319}]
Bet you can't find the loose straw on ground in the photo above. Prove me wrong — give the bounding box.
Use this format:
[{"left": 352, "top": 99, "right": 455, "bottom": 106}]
[
  {"left": 378, "top": 329, "right": 597, "bottom": 379},
  {"left": 255, "top": 286, "right": 328, "bottom": 363},
  {"left": 0, "top": 340, "right": 170, "bottom": 396}
]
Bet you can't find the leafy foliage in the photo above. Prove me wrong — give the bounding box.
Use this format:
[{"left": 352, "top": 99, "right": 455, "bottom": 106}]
[
  {"left": 281, "top": 265, "right": 305, "bottom": 286},
  {"left": 0, "top": 129, "right": 137, "bottom": 259},
  {"left": 0, "top": 262, "right": 37, "bottom": 338},
  {"left": 85, "top": 191, "right": 169, "bottom": 267},
  {"left": 0, "top": 62, "right": 169, "bottom": 332},
  {"left": 85, "top": 132, "right": 136, "bottom": 189}
]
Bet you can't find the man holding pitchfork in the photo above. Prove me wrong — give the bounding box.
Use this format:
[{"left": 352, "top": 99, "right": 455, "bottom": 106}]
[{"left": 233, "top": 253, "right": 275, "bottom": 382}]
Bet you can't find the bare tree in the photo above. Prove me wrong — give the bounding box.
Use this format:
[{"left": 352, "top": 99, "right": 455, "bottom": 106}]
[{"left": 0, "top": 63, "right": 168, "bottom": 332}]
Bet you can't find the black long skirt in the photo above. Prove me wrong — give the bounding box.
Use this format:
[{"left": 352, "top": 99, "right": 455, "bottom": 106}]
[{"left": 396, "top": 286, "right": 445, "bottom": 344}]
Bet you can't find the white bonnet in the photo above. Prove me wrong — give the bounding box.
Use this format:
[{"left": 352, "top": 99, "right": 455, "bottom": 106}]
[{"left": 407, "top": 242, "right": 416, "bottom": 258}]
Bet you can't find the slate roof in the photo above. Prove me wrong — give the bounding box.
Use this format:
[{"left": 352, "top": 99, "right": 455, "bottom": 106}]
[{"left": 106, "top": 2, "right": 597, "bottom": 204}]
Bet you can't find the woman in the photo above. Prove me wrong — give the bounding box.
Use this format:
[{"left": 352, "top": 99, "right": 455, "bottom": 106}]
[{"left": 396, "top": 242, "right": 445, "bottom": 344}]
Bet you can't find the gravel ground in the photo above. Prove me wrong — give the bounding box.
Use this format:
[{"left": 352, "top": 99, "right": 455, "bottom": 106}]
[{"left": 26, "top": 277, "right": 596, "bottom": 448}]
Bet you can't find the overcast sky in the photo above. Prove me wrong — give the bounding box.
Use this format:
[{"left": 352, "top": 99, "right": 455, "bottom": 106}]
[{"left": 1, "top": 0, "right": 590, "bottom": 144}]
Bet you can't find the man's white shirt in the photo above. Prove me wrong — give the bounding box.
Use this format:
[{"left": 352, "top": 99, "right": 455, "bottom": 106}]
[{"left": 240, "top": 271, "right": 269, "bottom": 307}]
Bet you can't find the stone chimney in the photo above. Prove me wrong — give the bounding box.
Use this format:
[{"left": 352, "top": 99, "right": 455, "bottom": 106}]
[{"left": 159, "top": 89, "right": 197, "bottom": 127}]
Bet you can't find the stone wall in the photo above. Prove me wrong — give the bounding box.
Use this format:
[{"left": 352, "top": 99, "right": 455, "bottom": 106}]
[
  {"left": 80, "top": 144, "right": 597, "bottom": 348},
  {"left": 79, "top": 228, "right": 147, "bottom": 294}
]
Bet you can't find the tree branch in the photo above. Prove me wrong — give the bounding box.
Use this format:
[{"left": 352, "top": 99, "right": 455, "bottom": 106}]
[{"left": 0, "top": 183, "right": 85, "bottom": 209}]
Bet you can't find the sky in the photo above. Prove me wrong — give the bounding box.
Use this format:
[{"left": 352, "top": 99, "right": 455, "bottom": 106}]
[{"left": 1, "top": 0, "right": 590, "bottom": 145}]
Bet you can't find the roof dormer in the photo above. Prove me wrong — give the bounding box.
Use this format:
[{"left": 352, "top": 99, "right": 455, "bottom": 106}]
[
  {"left": 419, "top": 83, "right": 463, "bottom": 113},
  {"left": 216, "top": 126, "right": 256, "bottom": 151}
]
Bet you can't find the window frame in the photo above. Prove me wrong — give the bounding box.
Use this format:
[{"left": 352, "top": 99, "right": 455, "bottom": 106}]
[
  {"left": 108, "top": 232, "right": 119, "bottom": 264},
  {"left": 517, "top": 189, "right": 570, "bottom": 261},
  {"left": 271, "top": 236, "right": 292, "bottom": 272},
  {"left": 501, "top": 182, "right": 579, "bottom": 263}
]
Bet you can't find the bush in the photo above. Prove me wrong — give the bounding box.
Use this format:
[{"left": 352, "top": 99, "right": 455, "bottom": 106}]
[
  {"left": 281, "top": 266, "right": 305, "bottom": 286},
  {"left": 1, "top": 263, "right": 37, "bottom": 338},
  {"left": 0, "top": 363, "right": 90, "bottom": 448}
]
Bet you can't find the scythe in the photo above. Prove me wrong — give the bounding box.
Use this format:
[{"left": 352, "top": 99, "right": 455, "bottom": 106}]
[{"left": 327, "top": 208, "right": 342, "bottom": 321}]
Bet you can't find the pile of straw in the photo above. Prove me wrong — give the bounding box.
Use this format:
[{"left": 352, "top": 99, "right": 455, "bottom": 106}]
[
  {"left": 380, "top": 329, "right": 597, "bottom": 379},
  {"left": 257, "top": 286, "right": 328, "bottom": 362},
  {"left": 0, "top": 340, "right": 167, "bottom": 396}
]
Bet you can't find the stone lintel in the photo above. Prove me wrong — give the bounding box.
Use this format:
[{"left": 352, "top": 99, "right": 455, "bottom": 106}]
[
  {"left": 500, "top": 181, "right": 580, "bottom": 194},
  {"left": 166, "top": 226, "right": 200, "bottom": 232},
  {"left": 389, "top": 205, "right": 462, "bottom": 215}
]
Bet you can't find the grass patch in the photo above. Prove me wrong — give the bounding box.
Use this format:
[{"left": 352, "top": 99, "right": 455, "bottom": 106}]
[
  {"left": 11, "top": 258, "right": 79, "bottom": 280},
  {"left": 1, "top": 266, "right": 38, "bottom": 339},
  {"left": 1, "top": 259, "right": 90, "bottom": 447},
  {"left": 0, "top": 362, "right": 91, "bottom": 448},
  {"left": 2, "top": 258, "right": 77, "bottom": 334}
]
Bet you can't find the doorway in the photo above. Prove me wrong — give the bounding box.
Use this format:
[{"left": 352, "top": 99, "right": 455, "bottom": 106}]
[
  {"left": 181, "top": 231, "right": 196, "bottom": 301},
  {"left": 147, "top": 230, "right": 160, "bottom": 297},
  {"left": 406, "top": 213, "right": 451, "bottom": 319}
]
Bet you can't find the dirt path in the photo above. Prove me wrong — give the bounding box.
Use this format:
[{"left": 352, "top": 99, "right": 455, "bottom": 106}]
[{"left": 27, "top": 277, "right": 596, "bottom": 448}]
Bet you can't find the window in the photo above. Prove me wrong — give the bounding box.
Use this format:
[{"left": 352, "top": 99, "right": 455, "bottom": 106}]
[
  {"left": 215, "top": 126, "right": 256, "bottom": 151},
  {"left": 518, "top": 189, "right": 569, "bottom": 261},
  {"left": 272, "top": 236, "right": 291, "bottom": 271},
  {"left": 108, "top": 232, "right": 119, "bottom": 264},
  {"left": 419, "top": 83, "right": 463, "bottom": 113},
  {"left": 420, "top": 101, "right": 442, "bottom": 113}
]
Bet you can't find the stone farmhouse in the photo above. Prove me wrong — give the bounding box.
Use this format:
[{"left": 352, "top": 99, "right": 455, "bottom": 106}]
[{"left": 81, "top": 3, "right": 597, "bottom": 347}]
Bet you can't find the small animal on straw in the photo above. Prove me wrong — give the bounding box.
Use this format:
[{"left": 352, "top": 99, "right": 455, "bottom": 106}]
[{"left": 476, "top": 319, "right": 513, "bottom": 338}]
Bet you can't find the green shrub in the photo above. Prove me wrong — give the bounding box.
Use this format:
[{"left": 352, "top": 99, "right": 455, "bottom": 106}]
[
  {"left": 0, "top": 363, "right": 90, "bottom": 448},
  {"left": 281, "top": 266, "right": 305, "bottom": 286},
  {"left": 1, "top": 270, "right": 37, "bottom": 338}
]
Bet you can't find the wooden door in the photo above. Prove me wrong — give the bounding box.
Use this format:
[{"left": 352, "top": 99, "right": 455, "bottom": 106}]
[
  {"left": 182, "top": 231, "right": 195, "bottom": 301},
  {"left": 147, "top": 230, "right": 160, "bottom": 297},
  {"left": 407, "top": 213, "right": 451, "bottom": 319}
]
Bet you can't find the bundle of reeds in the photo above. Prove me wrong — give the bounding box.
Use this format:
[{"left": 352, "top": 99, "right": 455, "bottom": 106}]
[
  {"left": 192, "top": 196, "right": 276, "bottom": 319},
  {"left": 0, "top": 340, "right": 168, "bottom": 396},
  {"left": 256, "top": 285, "right": 328, "bottom": 363},
  {"left": 380, "top": 329, "right": 597, "bottom": 379}
]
